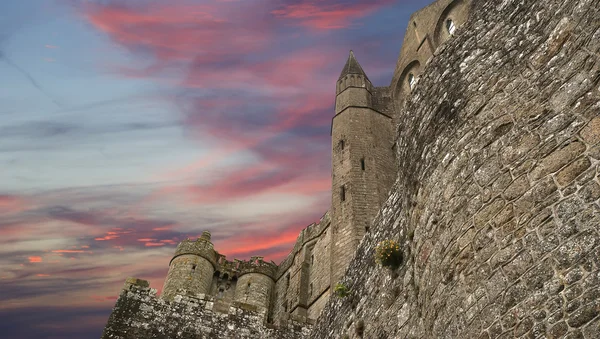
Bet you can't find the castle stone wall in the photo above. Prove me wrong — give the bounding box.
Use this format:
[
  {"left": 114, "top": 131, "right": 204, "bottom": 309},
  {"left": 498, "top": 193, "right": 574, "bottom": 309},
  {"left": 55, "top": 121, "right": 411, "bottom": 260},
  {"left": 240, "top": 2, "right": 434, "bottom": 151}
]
[
  {"left": 101, "top": 279, "right": 310, "bottom": 339},
  {"left": 390, "top": 0, "right": 471, "bottom": 119},
  {"left": 311, "top": 0, "right": 600, "bottom": 338},
  {"left": 330, "top": 103, "right": 395, "bottom": 287},
  {"left": 161, "top": 254, "right": 214, "bottom": 301},
  {"left": 272, "top": 212, "right": 331, "bottom": 323},
  {"left": 234, "top": 272, "right": 274, "bottom": 310}
]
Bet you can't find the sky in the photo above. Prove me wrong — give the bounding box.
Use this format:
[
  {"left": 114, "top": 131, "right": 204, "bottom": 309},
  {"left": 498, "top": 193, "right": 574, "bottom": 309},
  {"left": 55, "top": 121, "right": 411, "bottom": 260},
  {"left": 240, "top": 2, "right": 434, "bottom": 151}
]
[{"left": 0, "top": 0, "right": 429, "bottom": 338}]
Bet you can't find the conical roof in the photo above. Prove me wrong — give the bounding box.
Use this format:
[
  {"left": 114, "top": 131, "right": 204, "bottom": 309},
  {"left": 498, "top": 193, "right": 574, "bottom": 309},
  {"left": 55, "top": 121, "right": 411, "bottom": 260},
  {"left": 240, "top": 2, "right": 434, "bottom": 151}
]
[{"left": 338, "top": 50, "right": 370, "bottom": 81}]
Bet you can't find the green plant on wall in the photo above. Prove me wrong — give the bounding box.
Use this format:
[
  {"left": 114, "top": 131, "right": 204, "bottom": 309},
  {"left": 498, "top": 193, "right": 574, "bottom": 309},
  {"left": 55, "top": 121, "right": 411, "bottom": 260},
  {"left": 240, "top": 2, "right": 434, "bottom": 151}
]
[
  {"left": 375, "top": 239, "right": 403, "bottom": 269},
  {"left": 334, "top": 282, "right": 351, "bottom": 298}
]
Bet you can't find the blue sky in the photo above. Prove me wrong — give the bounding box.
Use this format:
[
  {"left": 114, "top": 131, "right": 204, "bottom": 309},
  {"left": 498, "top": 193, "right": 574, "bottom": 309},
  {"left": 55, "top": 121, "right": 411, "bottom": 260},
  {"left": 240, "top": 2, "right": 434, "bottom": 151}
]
[{"left": 0, "top": 0, "right": 430, "bottom": 337}]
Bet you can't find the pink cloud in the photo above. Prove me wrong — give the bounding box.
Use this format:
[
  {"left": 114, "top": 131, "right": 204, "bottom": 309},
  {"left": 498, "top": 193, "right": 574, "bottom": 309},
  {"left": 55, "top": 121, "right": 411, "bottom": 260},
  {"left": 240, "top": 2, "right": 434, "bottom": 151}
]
[
  {"left": 82, "top": 2, "right": 273, "bottom": 67},
  {"left": 45, "top": 44, "right": 58, "bottom": 48},
  {"left": 0, "top": 195, "right": 29, "bottom": 215},
  {"left": 271, "top": 0, "right": 394, "bottom": 30}
]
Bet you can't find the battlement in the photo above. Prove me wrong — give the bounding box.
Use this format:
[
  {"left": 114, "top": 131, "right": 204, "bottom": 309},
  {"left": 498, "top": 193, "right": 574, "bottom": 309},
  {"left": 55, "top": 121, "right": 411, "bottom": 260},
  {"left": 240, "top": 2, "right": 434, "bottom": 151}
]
[
  {"left": 171, "top": 236, "right": 217, "bottom": 267},
  {"left": 237, "top": 257, "right": 278, "bottom": 279}
]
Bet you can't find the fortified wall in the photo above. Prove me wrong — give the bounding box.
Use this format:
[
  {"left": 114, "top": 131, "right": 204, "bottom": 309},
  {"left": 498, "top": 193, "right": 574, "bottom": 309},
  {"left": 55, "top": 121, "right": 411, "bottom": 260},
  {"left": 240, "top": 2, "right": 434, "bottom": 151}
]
[
  {"left": 102, "top": 0, "right": 600, "bottom": 337},
  {"left": 312, "top": 0, "right": 600, "bottom": 337}
]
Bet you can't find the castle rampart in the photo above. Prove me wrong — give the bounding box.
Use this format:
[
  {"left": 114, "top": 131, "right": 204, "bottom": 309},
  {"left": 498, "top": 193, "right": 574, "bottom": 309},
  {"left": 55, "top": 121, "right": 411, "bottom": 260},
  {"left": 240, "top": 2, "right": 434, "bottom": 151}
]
[
  {"left": 102, "top": 277, "right": 310, "bottom": 339},
  {"left": 311, "top": 0, "right": 600, "bottom": 337}
]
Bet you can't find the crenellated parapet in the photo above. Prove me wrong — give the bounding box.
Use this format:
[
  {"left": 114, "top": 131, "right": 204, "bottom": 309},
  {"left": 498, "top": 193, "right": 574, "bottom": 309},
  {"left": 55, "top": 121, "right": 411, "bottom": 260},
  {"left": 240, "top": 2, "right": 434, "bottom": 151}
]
[
  {"left": 171, "top": 231, "right": 217, "bottom": 269},
  {"left": 237, "top": 257, "right": 278, "bottom": 280}
]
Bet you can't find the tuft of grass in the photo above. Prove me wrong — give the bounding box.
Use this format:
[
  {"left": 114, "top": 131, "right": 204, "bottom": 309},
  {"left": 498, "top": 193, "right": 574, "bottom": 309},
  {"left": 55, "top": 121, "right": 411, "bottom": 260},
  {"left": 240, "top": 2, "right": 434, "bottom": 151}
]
[
  {"left": 334, "top": 282, "right": 351, "bottom": 298},
  {"left": 375, "top": 239, "right": 403, "bottom": 269}
]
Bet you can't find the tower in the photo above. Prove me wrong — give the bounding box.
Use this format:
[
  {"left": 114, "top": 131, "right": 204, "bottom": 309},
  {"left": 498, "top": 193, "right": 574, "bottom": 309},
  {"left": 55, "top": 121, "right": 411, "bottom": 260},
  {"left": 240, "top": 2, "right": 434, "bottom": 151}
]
[
  {"left": 330, "top": 51, "right": 396, "bottom": 286},
  {"left": 233, "top": 257, "right": 276, "bottom": 312},
  {"left": 161, "top": 231, "right": 216, "bottom": 301}
]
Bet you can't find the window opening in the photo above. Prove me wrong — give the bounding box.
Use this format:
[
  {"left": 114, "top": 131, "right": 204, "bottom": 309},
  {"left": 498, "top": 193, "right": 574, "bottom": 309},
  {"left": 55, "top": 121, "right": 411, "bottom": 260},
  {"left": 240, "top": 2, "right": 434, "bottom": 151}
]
[
  {"left": 309, "top": 283, "right": 313, "bottom": 297},
  {"left": 360, "top": 158, "right": 365, "bottom": 171},
  {"left": 286, "top": 274, "right": 290, "bottom": 288},
  {"left": 340, "top": 185, "right": 346, "bottom": 201},
  {"left": 446, "top": 19, "right": 456, "bottom": 35},
  {"left": 192, "top": 264, "right": 196, "bottom": 270},
  {"left": 408, "top": 73, "right": 416, "bottom": 90},
  {"left": 340, "top": 139, "right": 345, "bottom": 150},
  {"left": 311, "top": 255, "right": 314, "bottom": 265}
]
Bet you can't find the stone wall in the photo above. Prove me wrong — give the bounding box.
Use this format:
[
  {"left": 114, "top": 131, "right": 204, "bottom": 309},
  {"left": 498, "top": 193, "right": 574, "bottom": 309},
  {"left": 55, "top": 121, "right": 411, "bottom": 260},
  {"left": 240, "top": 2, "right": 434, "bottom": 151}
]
[
  {"left": 390, "top": 0, "right": 471, "bottom": 119},
  {"left": 101, "top": 278, "right": 310, "bottom": 339},
  {"left": 273, "top": 211, "right": 331, "bottom": 323},
  {"left": 311, "top": 0, "right": 600, "bottom": 338},
  {"left": 234, "top": 272, "right": 274, "bottom": 310}
]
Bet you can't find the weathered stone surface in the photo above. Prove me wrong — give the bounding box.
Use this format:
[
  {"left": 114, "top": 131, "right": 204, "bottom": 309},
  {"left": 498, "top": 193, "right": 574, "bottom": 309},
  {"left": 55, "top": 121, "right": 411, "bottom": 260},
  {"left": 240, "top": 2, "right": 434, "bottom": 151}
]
[
  {"left": 309, "top": 0, "right": 600, "bottom": 338},
  {"left": 101, "top": 283, "right": 310, "bottom": 339},
  {"left": 580, "top": 117, "right": 600, "bottom": 145},
  {"left": 555, "top": 157, "right": 592, "bottom": 187}
]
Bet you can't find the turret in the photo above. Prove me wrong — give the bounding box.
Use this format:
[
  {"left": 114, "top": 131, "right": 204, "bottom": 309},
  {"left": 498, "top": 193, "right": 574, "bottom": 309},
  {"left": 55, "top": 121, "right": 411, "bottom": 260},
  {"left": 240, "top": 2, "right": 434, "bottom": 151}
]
[
  {"left": 335, "top": 50, "right": 373, "bottom": 113},
  {"left": 233, "top": 256, "right": 277, "bottom": 311},
  {"left": 330, "top": 51, "right": 396, "bottom": 287},
  {"left": 161, "top": 231, "right": 216, "bottom": 301}
]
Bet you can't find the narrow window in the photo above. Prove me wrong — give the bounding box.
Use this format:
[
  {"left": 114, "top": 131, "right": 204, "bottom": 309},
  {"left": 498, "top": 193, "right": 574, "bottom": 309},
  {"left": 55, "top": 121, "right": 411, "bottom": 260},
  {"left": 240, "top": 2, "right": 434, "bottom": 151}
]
[
  {"left": 365, "top": 226, "right": 370, "bottom": 233},
  {"left": 339, "top": 140, "right": 345, "bottom": 150},
  {"left": 408, "top": 73, "right": 416, "bottom": 90},
  {"left": 217, "top": 288, "right": 224, "bottom": 298},
  {"left": 192, "top": 264, "right": 196, "bottom": 270},
  {"left": 311, "top": 255, "right": 314, "bottom": 265},
  {"left": 309, "top": 283, "right": 313, "bottom": 297},
  {"left": 247, "top": 282, "right": 251, "bottom": 288},
  {"left": 446, "top": 19, "right": 456, "bottom": 35},
  {"left": 286, "top": 274, "right": 290, "bottom": 288},
  {"left": 340, "top": 185, "right": 346, "bottom": 202},
  {"left": 284, "top": 301, "right": 288, "bottom": 312},
  {"left": 360, "top": 158, "right": 365, "bottom": 171}
]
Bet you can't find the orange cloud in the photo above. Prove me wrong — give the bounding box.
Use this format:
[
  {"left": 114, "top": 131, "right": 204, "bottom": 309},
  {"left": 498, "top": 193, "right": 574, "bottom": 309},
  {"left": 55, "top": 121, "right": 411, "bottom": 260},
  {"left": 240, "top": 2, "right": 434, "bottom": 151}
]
[
  {"left": 28, "top": 256, "right": 43, "bottom": 263},
  {"left": 144, "top": 242, "right": 165, "bottom": 247},
  {"left": 51, "top": 250, "right": 89, "bottom": 253},
  {"left": 36, "top": 274, "right": 50, "bottom": 277}
]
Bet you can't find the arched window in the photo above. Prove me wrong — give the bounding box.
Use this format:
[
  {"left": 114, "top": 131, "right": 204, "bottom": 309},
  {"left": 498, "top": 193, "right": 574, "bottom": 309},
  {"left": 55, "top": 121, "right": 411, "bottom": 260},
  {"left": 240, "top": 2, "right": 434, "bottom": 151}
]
[
  {"left": 408, "top": 73, "right": 416, "bottom": 90},
  {"left": 446, "top": 19, "right": 456, "bottom": 35}
]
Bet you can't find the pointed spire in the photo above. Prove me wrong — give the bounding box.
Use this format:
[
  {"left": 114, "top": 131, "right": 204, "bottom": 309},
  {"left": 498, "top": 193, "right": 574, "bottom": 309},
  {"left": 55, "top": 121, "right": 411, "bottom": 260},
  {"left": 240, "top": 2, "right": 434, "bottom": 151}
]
[{"left": 338, "top": 50, "right": 369, "bottom": 81}]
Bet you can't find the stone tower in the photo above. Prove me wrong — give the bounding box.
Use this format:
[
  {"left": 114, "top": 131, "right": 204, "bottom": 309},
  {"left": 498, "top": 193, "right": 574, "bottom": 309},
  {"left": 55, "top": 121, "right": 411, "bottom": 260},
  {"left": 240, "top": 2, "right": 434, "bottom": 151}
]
[
  {"left": 233, "top": 257, "right": 277, "bottom": 311},
  {"left": 330, "top": 51, "right": 396, "bottom": 286},
  {"left": 161, "top": 231, "right": 216, "bottom": 301}
]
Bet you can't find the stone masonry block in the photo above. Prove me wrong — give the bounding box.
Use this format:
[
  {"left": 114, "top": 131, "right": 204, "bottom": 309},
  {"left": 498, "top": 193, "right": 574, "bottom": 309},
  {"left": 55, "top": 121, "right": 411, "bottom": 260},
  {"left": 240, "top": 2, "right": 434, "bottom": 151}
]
[
  {"left": 580, "top": 116, "right": 600, "bottom": 145},
  {"left": 530, "top": 142, "right": 586, "bottom": 180},
  {"left": 555, "top": 156, "right": 592, "bottom": 186}
]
